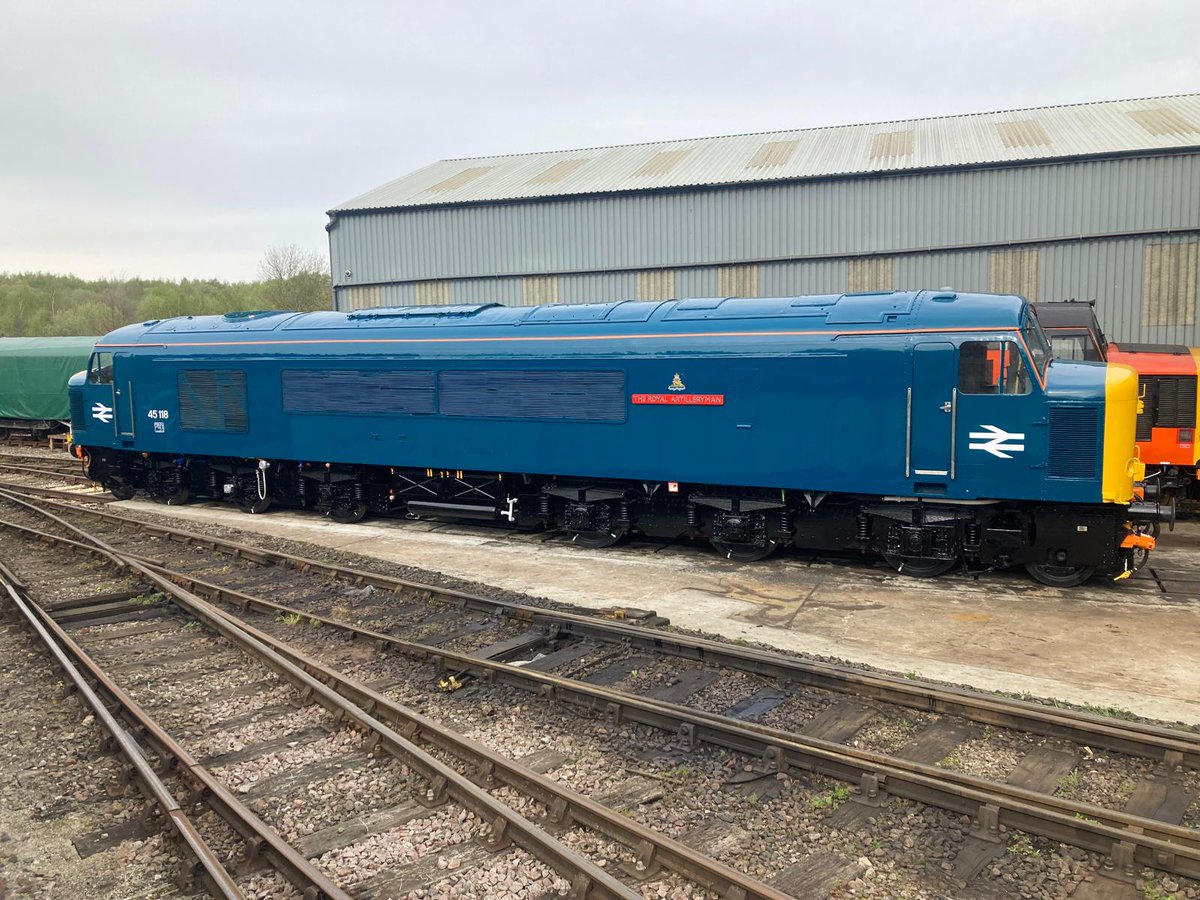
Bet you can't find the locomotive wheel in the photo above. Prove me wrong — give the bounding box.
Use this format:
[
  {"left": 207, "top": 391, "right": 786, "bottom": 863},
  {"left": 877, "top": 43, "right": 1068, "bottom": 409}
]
[
  {"left": 164, "top": 486, "right": 191, "bottom": 506},
  {"left": 712, "top": 539, "right": 777, "bottom": 562},
  {"left": 329, "top": 502, "right": 369, "bottom": 524},
  {"left": 882, "top": 554, "right": 956, "bottom": 577},
  {"left": 570, "top": 526, "right": 627, "bottom": 549},
  {"left": 1024, "top": 563, "right": 1096, "bottom": 587},
  {"left": 239, "top": 496, "right": 272, "bottom": 515},
  {"left": 107, "top": 480, "right": 136, "bottom": 501}
]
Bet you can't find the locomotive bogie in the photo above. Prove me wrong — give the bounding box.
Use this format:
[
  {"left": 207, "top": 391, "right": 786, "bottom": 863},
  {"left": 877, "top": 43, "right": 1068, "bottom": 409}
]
[{"left": 80, "top": 447, "right": 1145, "bottom": 585}]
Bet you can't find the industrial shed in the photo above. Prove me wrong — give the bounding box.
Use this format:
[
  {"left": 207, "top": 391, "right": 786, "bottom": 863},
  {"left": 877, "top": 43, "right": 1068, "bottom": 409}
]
[{"left": 326, "top": 94, "right": 1200, "bottom": 344}]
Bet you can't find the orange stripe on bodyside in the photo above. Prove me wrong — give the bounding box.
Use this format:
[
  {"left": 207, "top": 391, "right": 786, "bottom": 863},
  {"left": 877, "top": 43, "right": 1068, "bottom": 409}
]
[{"left": 94, "top": 325, "right": 1018, "bottom": 350}]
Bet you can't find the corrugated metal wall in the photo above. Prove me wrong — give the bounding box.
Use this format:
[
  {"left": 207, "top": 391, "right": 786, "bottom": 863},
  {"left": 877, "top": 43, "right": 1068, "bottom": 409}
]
[
  {"left": 330, "top": 152, "right": 1200, "bottom": 344},
  {"left": 334, "top": 234, "right": 1200, "bottom": 343}
]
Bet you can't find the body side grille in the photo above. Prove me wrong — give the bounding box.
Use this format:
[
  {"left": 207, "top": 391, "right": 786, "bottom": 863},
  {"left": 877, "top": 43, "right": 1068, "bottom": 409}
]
[
  {"left": 178, "top": 370, "right": 248, "bottom": 433},
  {"left": 1047, "top": 405, "right": 1100, "bottom": 479},
  {"left": 438, "top": 370, "right": 626, "bottom": 422},
  {"left": 282, "top": 370, "right": 435, "bottom": 416}
]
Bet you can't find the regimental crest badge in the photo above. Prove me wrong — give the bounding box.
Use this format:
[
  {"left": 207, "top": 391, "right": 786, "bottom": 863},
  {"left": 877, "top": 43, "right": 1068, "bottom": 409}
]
[{"left": 668, "top": 373, "right": 686, "bottom": 392}]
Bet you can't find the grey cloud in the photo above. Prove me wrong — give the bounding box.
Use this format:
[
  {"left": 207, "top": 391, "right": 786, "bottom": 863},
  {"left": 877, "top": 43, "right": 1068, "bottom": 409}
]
[{"left": 2, "top": 0, "right": 1197, "bottom": 280}]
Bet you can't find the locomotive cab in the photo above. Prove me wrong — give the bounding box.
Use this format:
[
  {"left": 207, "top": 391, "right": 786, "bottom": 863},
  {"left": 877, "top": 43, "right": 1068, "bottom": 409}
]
[{"left": 70, "top": 350, "right": 142, "bottom": 498}]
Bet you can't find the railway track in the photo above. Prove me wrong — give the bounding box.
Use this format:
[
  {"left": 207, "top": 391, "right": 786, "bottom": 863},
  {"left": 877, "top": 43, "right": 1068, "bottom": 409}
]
[
  {"left": 0, "top": 489, "right": 794, "bottom": 899},
  {"left": 0, "top": 449, "right": 79, "bottom": 466},
  {"left": 0, "top": 459, "right": 90, "bottom": 482},
  {"left": 0, "top": 486, "right": 1197, "bottom": 897}
]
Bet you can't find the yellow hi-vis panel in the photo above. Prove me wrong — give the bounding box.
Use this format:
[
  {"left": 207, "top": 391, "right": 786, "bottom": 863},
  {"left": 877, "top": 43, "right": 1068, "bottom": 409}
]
[{"left": 1103, "top": 363, "right": 1144, "bottom": 504}]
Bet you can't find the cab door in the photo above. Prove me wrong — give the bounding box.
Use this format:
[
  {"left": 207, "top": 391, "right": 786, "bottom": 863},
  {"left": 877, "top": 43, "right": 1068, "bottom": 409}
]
[
  {"left": 112, "top": 356, "right": 136, "bottom": 440},
  {"left": 909, "top": 342, "right": 956, "bottom": 481},
  {"left": 952, "top": 338, "right": 1042, "bottom": 496},
  {"left": 81, "top": 351, "right": 118, "bottom": 439}
]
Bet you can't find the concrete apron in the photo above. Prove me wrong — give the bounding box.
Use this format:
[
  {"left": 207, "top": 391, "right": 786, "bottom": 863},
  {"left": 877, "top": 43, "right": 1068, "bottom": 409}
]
[{"left": 120, "top": 499, "right": 1200, "bottom": 726}]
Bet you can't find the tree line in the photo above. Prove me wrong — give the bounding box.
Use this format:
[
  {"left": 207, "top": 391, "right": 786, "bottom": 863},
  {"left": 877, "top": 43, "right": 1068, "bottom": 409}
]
[{"left": 0, "top": 246, "right": 331, "bottom": 337}]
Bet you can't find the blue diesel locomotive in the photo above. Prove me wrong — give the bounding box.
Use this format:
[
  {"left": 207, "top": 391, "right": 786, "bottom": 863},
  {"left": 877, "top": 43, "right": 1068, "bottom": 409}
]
[{"left": 69, "top": 290, "right": 1157, "bottom": 586}]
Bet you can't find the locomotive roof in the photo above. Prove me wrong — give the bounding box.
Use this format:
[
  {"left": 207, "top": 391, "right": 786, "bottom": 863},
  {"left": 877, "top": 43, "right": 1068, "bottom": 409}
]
[{"left": 97, "top": 291, "right": 1028, "bottom": 346}]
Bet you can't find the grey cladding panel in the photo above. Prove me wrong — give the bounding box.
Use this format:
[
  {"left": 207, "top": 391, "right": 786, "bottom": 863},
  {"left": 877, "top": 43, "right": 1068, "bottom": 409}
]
[
  {"left": 438, "top": 370, "right": 626, "bottom": 422},
  {"left": 282, "top": 370, "right": 436, "bottom": 416},
  {"left": 178, "top": 370, "right": 248, "bottom": 433}
]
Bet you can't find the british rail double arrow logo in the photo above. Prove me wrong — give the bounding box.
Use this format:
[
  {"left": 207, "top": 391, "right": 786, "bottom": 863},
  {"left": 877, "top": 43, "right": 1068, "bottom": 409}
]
[
  {"left": 91, "top": 402, "right": 113, "bottom": 424},
  {"left": 968, "top": 424, "right": 1025, "bottom": 459}
]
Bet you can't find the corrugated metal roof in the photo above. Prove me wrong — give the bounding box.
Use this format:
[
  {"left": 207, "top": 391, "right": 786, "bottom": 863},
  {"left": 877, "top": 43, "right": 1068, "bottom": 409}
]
[{"left": 331, "top": 94, "right": 1200, "bottom": 213}]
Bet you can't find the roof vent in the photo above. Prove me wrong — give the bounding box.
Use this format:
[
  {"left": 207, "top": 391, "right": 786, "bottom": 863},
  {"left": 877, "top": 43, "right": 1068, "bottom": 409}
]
[
  {"left": 223, "top": 310, "right": 290, "bottom": 321},
  {"left": 347, "top": 304, "right": 502, "bottom": 320},
  {"left": 930, "top": 291, "right": 957, "bottom": 302}
]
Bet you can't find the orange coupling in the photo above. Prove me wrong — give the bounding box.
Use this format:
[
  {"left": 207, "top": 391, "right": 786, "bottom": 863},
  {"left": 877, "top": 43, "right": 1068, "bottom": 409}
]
[{"left": 1120, "top": 532, "right": 1156, "bottom": 552}]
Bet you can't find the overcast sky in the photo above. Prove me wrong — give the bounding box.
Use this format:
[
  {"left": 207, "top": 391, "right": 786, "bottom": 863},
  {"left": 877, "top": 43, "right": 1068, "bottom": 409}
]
[{"left": 2, "top": 0, "right": 1197, "bottom": 282}]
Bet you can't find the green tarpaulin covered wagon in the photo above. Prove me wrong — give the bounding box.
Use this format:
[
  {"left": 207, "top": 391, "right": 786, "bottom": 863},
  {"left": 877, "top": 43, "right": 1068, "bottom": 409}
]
[{"left": 0, "top": 337, "right": 97, "bottom": 431}]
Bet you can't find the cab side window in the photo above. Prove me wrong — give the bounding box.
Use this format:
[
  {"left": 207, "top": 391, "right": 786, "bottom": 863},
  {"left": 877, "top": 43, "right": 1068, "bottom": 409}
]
[
  {"left": 89, "top": 352, "right": 114, "bottom": 385},
  {"left": 958, "top": 341, "right": 1031, "bottom": 395}
]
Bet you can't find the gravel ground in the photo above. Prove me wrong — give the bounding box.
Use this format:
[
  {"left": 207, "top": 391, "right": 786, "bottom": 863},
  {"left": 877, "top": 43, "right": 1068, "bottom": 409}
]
[
  {"left": 314, "top": 806, "right": 481, "bottom": 888},
  {"left": 851, "top": 710, "right": 933, "bottom": 756},
  {"left": 242, "top": 605, "right": 1195, "bottom": 900},
  {"left": 249, "top": 755, "right": 419, "bottom": 841},
  {"left": 5, "top": 500, "right": 1200, "bottom": 899},
  {"left": 189, "top": 704, "right": 328, "bottom": 759},
  {"left": 0, "top": 581, "right": 207, "bottom": 897}
]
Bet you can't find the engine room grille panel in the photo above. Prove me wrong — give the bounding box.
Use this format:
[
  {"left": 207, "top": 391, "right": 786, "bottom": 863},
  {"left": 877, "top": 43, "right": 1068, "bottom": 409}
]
[
  {"left": 1153, "top": 375, "right": 1197, "bottom": 428},
  {"left": 282, "top": 370, "right": 436, "bottom": 416},
  {"left": 1047, "top": 405, "right": 1099, "bottom": 479},
  {"left": 438, "top": 370, "right": 626, "bottom": 422},
  {"left": 1136, "top": 375, "right": 1198, "bottom": 439},
  {"left": 178, "top": 370, "right": 248, "bottom": 433}
]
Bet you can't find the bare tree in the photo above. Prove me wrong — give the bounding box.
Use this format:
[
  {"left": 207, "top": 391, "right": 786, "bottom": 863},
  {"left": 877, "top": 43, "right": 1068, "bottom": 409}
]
[
  {"left": 258, "top": 244, "right": 332, "bottom": 312},
  {"left": 259, "top": 244, "right": 327, "bottom": 282}
]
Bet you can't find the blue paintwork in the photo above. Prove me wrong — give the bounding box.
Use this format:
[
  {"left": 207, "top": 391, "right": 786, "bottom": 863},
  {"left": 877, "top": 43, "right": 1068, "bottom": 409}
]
[{"left": 69, "top": 290, "right": 1108, "bottom": 504}]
